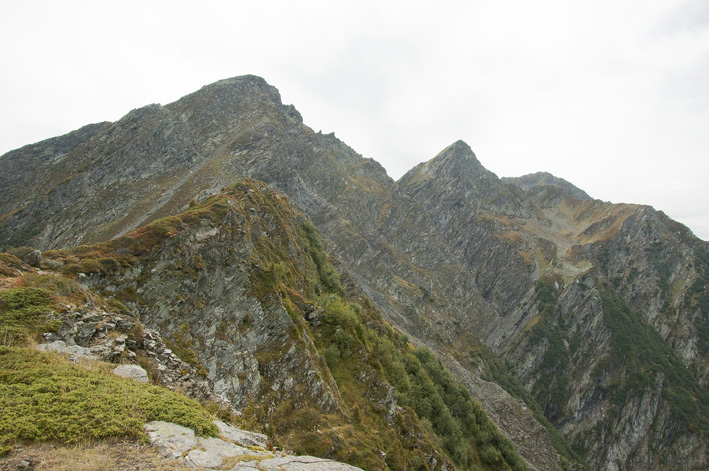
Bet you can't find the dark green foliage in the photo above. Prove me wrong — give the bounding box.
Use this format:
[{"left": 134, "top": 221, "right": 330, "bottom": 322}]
[
  {"left": 316, "top": 294, "right": 528, "bottom": 470},
  {"left": 410, "top": 348, "right": 528, "bottom": 471},
  {"left": 528, "top": 279, "right": 570, "bottom": 417},
  {"left": 0, "top": 287, "right": 59, "bottom": 345},
  {"left": 471, "top": 342, "right": 585, "bottom": 467},
  {"left": 627, "top": 266, "right": 639, "bottom": 283},
  {"left": 162, "top": 321, "right": 207, "bottom": 377},
  {"left": 600, "top": 289, "right": 708, "bottom": 435},
  {"left": 302, "top": 222, "right": 345, "bottom": 297}
]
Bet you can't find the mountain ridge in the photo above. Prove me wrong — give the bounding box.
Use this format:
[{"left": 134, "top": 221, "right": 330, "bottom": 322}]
[{"left": 0, "top": 75, "right": 706, "bottom": 470}]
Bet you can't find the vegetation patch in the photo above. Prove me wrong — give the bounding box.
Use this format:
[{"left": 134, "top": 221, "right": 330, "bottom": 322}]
[
  {"left": 0, "top": 287, "right": 59, "bottom": 346},
  {"left": 162, "top": 321, "right": 207, "bottom": 376},
  {"left": 0, "top": 347, "right": 217, "bottom": 455},
  {"left": 316, "top": 294, "right": 528, "bottom": 471},
  {"left": 599, "top": 288, "right": 708, "bottom": 436},
  {"left": 302, "top": 222, "right": 345, "bottom": 297},
  {"left": 527, "top": 279, "right": 570, "bottom": 418},
  {"left": 464, "top": 335, "right": 585, "bottom": 468}
]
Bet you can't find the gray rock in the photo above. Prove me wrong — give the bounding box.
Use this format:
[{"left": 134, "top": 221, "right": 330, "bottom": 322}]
[
  {"left": 185, "top": 448, "right": 223, "bottom": 468},
  {"left": 214, "top": 420, "right": 268, "bottom": 448},
  {"left": 231, "top": 456, "right": 364, "bottom": 471},
  {"left": 74, "top": 321, "right": 97, "bottom": 346},
  {"left": 145, "top": 420, "right": 273, "bottom": 469},
  {"left": 115, "top": 318, "right": 135, "bottom": 331},
  {"left": 23, "top": 249, "right": 41, "bottom": 267},
  {"left": 36, "top": 340, "right": 97, "bottom": 359},
  {"left": 198, "top": 436, "right": 255, "bottom": 457},
  {"left": 113, "top": 364, "right": 149, "bottom": 383},
  {"left": 144, "top": 421, "right": 197, "bottom": 459}
]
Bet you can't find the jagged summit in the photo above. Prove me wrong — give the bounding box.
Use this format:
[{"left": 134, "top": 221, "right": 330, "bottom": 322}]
[
  {"left": 502, "top": 171, "right": 591, "bottom": 200},
  {"left": 189, "top": 75, "right": 280, "bottom": 101},
  {"left": 397, "top": 139, "right": 490, "bottom": 188}
]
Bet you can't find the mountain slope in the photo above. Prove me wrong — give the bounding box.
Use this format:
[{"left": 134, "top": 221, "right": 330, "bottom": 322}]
[
  {"left": 1, "top": 179, "right": 530, "bottom": 470},
  {"left": 1, "top": 75, "right": 706, "bottom": 470}
]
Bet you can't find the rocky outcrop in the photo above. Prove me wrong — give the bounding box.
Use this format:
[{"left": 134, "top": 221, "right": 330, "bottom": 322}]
[
  {"left": 144, "top": 419, "right": 364, "bottom": 470},
  {"left": 36, "top": 296, "right": 231, "bottom": 408},
  {"left": 113, "top": 364, "right": 149, "bottom": 383}
]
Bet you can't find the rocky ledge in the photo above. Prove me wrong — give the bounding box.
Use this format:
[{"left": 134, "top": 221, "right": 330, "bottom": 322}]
[{"left": 145, "top": 420, "right": 363, "bottom": 470}]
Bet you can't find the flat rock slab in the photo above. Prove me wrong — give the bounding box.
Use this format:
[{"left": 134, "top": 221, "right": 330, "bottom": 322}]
[
  {"left": 186, "top": 448, "right": 224, "bottom": 468},
  {"left": 214, "top": 420, "right": 268, "bottom": 448},
  {"left": 36, "top": 340, "right": 97, "bottom": 359},
  {"left": 145, "top": 420, "right": 362, "bottom": 470},
  {"left": 145, "top": 421, "right": 197, "bottom": 459},
  {"left": 231, "top": 456, "right": 364, "bottom": 471},
  {"left": 145, "top": 420, "right": 271, "bottom": 469},
  {"left": 198, "top": 436, "right": 257, "bottom": 458}
]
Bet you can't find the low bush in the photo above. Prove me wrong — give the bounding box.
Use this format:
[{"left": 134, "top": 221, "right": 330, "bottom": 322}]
[{"left": 0, "top": 347, "right": 217, "bottom": 455}]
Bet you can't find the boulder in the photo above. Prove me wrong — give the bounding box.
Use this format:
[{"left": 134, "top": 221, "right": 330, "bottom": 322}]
[
  {"left": 113, "top": 364, "right": 149, "bottom": 383},
  {"left": 23, "top": 250, "right": 41, "bottom": 267}
]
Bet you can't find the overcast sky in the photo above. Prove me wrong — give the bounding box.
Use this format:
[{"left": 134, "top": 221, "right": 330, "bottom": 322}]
[{"left": 1, "top": 1, "right": 707, "bottom": 239}]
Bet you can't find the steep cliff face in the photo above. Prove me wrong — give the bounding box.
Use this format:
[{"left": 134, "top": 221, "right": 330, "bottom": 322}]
[
  {"left": 395, "top": 148, "right": 708, "bottom": 469},
  {"left": 1, "top": 75, "right": 706, "bottom": 470}
]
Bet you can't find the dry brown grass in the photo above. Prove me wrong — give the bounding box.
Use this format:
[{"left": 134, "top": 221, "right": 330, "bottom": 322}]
[{"left": 0, "top": 440, "right": 198, "bottom": 471}]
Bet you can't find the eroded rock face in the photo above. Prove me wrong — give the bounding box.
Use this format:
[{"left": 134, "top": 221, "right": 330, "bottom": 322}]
[{"left": 2, "top": 75, "right": 707, "bottom": 470}]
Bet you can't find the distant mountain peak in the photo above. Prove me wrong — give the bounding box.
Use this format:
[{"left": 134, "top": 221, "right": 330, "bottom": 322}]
[
  {"left": 502, "top": 171, "right": 591, "bottom": 200},
  {"left": 398, "top": 140, "right": 488, "bottom": 187},
  {"left": 198, "top": 74, "right": 275, "bottom": 93},
  {"left": 171, "top": 75, "right": 285, "bottom": 116}
]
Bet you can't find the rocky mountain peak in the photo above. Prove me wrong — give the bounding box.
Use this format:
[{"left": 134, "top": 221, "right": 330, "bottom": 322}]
[
  {"left": 398, "top": 140, "right": 487, "bottom": 187},
  {"left": 193, "top": 75, "right": 281, "bottom": 103},
  {"left": 161, "top": 74, "right": 303, "bottom": 157},
  {"left": 502, "top": 171, "right": 591, "bottom": 200}
]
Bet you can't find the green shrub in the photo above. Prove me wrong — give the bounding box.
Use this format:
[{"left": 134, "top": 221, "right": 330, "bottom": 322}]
[
  {"left": 0, "top": 347, "right": 217, "bottom": 454},
  {"left": 0, "top": 287, "right": 58, "bottom": 346},
  {"left": 302, "top": 222, "right": 345, "bottom": 296},
  {"left": 601, "top": 289, "right": 708, "bottom": 435}
]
